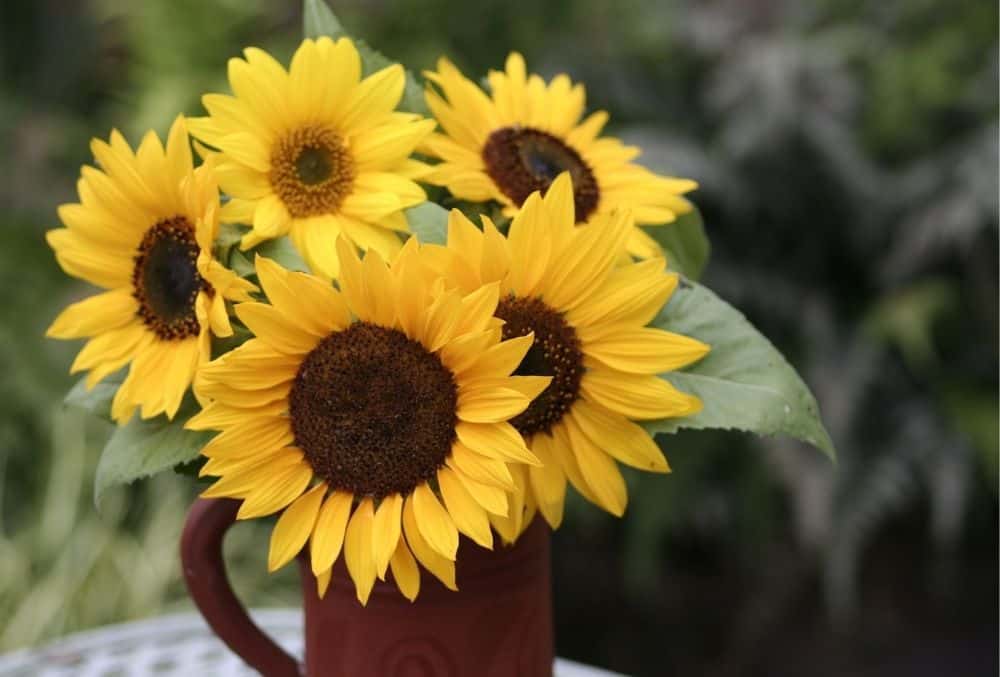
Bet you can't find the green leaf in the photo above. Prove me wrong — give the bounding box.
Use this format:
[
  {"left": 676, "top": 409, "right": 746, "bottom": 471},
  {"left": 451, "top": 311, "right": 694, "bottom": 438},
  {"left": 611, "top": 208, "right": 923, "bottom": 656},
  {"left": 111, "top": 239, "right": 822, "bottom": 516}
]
[
  {"left": 302, "top": 0, "right": 427, "bottom": 114},
  {"left": 253, "top": 236, "right": 309, "bottom": 272},
  {"left": 645, "top": 279, "right": 835, "bottom": 459},
  {"left": 645, "top": 206, "right": 710, "bottom": 281},
  {"left": 215, "top": 222, "right": 245, "bottom": 252},
  {"left": 65, "top": 372, "right": 125, "bottom": 420},
  {"left": 228, "top": 248, "right": 255, "bottom": 278},
  {"left": 303, "top": 0, "right": 344, "bottom": 37},
  {"left": 95, "top": 413, "right": 213, "bottom": 505},
  {"left": 407, "top": 202, "right": 449, "bottom": 245}
]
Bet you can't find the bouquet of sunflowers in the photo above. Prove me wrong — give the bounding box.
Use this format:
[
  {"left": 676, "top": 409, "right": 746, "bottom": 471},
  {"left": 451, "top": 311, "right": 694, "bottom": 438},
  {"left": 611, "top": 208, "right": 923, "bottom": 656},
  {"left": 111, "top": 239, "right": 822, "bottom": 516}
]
[{"left": 47, "top": 0, "right": 832, "bottom": 612}]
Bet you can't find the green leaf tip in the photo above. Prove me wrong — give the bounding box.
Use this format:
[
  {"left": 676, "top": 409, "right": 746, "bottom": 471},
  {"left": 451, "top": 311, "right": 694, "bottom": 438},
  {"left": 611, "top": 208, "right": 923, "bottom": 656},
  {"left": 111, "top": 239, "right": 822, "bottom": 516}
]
[
  {"left": 644, "top": 278, "right": 836, "bottom": 461},
  {"left": 303, "top": 0, "right": 345, "bottom": 39},
  {"left": 646, "top": 206, "right": 711, "bottom": 281},
  {"left": 406, "top": 202, "right": 449, "bottom": 245}
]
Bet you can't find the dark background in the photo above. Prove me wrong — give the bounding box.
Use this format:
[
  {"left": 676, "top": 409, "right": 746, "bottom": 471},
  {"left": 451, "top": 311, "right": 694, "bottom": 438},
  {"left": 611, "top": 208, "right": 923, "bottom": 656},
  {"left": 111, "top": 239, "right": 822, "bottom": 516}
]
[{"left": 0, "top": 1, "right": 996, "bottom": 675}]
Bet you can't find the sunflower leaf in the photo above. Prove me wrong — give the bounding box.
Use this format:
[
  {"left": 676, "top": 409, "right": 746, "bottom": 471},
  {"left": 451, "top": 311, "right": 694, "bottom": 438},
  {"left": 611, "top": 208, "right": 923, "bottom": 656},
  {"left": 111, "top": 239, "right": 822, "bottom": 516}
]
[
  {"left": 646, "top": 206, "right": 710, "bottom": 281},
  {"left": 94, "top": 413, "right": 213, "bottom": 506},
  {"left": 252, "top": 236, "right": 309, "bottom": 273},
  {"left": 645, "top": 279, "right": 835, "bottom": 460},
  {"left": 407, "top": 202, "right": 449, "bottom": 245},
  {"left": 302, "top": 0, "right": 427, "bottom": 114},
  {"left": 65, "top": 375, "right": 122, "bottom": 421}
]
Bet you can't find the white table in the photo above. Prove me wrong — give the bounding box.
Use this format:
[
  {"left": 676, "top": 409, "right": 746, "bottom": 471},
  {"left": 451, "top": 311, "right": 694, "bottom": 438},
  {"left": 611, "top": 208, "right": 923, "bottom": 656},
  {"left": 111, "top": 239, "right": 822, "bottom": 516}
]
[{"left": 0, "top": 610, "right": 623, "bottom": 676}]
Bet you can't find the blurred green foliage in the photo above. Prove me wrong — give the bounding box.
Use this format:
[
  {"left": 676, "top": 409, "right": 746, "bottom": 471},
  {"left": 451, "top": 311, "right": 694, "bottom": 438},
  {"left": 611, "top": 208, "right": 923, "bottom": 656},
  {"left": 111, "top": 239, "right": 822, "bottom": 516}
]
[{"left": 1, "top": 1, "right": 996, "bottom": 675}]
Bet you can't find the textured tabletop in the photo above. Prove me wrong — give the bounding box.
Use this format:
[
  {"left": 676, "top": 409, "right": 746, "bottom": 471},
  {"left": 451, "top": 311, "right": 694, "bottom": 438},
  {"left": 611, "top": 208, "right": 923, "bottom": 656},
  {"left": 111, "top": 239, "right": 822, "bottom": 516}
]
[{"left": 0, "top": 610, "right": 622, "bottom": 677}]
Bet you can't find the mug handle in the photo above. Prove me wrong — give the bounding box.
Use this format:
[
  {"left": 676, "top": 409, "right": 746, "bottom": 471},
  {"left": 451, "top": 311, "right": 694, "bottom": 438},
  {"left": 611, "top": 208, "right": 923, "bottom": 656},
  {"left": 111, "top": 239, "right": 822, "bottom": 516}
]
[{"left": 180, "top": 497, "right": 301, "bottom": 677}]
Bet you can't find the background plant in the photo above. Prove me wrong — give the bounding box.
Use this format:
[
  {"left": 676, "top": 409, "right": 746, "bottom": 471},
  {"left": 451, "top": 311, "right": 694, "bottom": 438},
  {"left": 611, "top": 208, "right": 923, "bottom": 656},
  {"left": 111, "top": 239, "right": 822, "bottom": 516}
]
[{"left": 1, "top": 1, "right": 995, "bottom": 675}]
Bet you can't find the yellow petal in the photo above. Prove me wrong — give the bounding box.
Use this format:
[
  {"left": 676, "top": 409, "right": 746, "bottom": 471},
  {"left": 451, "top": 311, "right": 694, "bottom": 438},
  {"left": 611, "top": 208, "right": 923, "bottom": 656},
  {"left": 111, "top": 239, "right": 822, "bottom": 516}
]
[
  {"left": 316, "top": 566, "right": 333, "bottom": 599},
  {"left": 268, "top": 483, "right": 327, "bottom": 572},
  {"left": 446, "top": 442, "right": 514, "bottom": 490},
  {"left": 526, "top": 433, "right": 567, "bottom": 529},
  {"left": 344, "top": 498, "right": 377, "bottom": 606},
  {"left": 582, "top": 327, "right": 710, "bottom": 374},
  {"left": 411, "top": 484, "right": 459, "bottom": 560},
  {"left": 567, "top": 261, "right": 676, "bottom": 329},
  {"left": 339, "top": 64, "right": 405, "bottom": 133},
  {"left": 569, "top": 400, "right": 670, "bottom": 473},
  {"left": 437, "top": 467, "right": 492, "bottom": 549},
  {"left": 310, "top": 491, "right": 354, "bottom": 576},
  {"left": 388, "top": 537, "right": 420, "bottom": 602},
  {"left": 563, "top": 416, "right": 627, "bottom": 516},
  {"left": 236, "top": 459, "right": 314, "bottom": 519},
  {"left": 456, "top": 421, "right": 540, "bottom": 466},
  {"left": 372, "top": 493, "right": 403, "bottom": 579},
  {"left": 402, "top": 495, "right": 457, "bottom": 591},
  {"left": 454, "top": 334, "right": 534, "bottom": 380},
  {"left": 505, "top": 193, "right": 552, "bottom": 297},
  {"left": 235, "top": 302, "right": 320, "bottom": 355},
  {"left": 579, "top": 371, "right": 702, "bottom": 420},
  {"left": 456, "top": 387, "right": 530, "bottom": 423}
]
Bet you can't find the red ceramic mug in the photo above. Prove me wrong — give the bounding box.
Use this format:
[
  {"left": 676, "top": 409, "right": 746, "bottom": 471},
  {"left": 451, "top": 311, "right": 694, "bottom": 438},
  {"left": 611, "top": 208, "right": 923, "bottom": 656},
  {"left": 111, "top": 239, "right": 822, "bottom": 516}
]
[{"left": 181, "top": 497, "right": 554, "bottom": 677}]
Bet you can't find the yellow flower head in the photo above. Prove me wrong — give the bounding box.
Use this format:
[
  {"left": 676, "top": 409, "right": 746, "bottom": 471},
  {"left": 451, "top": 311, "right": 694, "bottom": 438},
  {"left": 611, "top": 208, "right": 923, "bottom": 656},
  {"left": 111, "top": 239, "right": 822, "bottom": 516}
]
[
  {"left": 188, "top": 242, "right": 551, "bottom": 604},
  {"left": 46, "top": 116, "right": 256, "bottom": 424},
  {"left": 430, "top": 173, "right": 709, "bottom": 537},
  {"left": 188, "top": 37, "right": 436, "bottom": 280},
  {"left": 421, "top": 52, "right": 698, "bottom": 259}
]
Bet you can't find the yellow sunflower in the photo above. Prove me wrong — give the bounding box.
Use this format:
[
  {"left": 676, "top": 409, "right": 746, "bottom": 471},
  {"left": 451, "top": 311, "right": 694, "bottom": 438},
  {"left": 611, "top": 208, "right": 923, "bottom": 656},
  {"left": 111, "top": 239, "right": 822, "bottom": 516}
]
[
  {"left": 421, "top": 52, "right": 698, "bottom": 259},
  {"left": 187, "top": 37, "right": 435, "bottom": 281},
  {"left": 187, "top": 242, "right": 550, "bottom": 604},
  {"left": 46, "top": 116, "right": 256, "bottom": 424},
  {"left": 430, "top": 172, "right": 709, "bottom": 536}
]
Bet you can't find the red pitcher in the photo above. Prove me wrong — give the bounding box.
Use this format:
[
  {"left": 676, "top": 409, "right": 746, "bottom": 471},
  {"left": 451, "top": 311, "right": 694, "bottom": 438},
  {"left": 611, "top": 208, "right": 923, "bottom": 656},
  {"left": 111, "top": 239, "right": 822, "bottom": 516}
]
[{"left": 181, "top": 497, "right": 554, "bottom": 676}]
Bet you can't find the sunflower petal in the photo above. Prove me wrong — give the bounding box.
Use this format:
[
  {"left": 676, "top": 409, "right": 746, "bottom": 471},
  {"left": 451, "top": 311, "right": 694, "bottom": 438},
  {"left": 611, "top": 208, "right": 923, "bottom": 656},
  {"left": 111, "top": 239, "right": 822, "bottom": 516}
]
[
  {"left": 310, "top": 491, "right": 354, "bottom": 576},
  {"left": 372, "top": 493, "right": 403, "bottom": 579},
  {"left": 344, "top": 498, "right": 377, "bottom": 605},
  {"left": 402, "top": 495, "right": 457, "bottom": 590},
  {"left": 268, "top": 483, "right": 326, "bottom": 572},
  {"left": 412, "top": 484, "right": 459, "bottom": 560}
]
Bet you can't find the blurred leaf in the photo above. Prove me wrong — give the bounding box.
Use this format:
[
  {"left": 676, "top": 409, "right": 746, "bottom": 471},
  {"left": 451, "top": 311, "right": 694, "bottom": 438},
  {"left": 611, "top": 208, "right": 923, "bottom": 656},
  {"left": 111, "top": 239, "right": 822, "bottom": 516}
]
[
  {"left": 303, "top": 0, "right": 344, "bottom": 37},
  {"left": 407, "top": 202, "right": 449, "bottom": 245},
  {"left": 864, "top": 278, "right": 956, "bottom": 368},
  {"left": 229, "top": 249, "right": 255, "bottom": 277},
  {"left": 253, "top": 236, "right": 309, "bottom": 272},
  {"left": 943, "top": 387, "right": 999, "bottom": 491},
  {"left": 646, "top": 206, "right": 710, "bottom": 280},
  {"left": 94, "top": 413, "right": 213, "bottom": 506},
  {"left": 645, "top": 279, "right": 835, "bottom": 459},
  {"left": 302, "top": 0, "right": 427, "bottom": 114},
  {"left": 64, "top": 373, "right": 125, "bottom": 421},
  {"left": 215, "top": 222, "right": 245, "bottom": 252}
]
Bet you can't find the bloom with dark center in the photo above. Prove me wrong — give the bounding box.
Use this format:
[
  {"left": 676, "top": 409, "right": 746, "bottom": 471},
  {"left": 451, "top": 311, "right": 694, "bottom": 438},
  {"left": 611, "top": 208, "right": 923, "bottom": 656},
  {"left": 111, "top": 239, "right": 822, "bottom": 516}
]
[
  {"left": 482, "top": 127, "right": 599, "bottom": 222},
  {"left": 421, "top": 52, "right": 699, "bottom": 259},
  {"left": 190, "top": 242, "right": 550, "bottom": 606},
  {"left": 46, "top": 116, "right": 256, "bottom": 424},
  {"left": 187, "top": 37, "right": 436, "bottom": 280},
  {"left": 431, "top": 173, "right": 710, "bottom": 540}
]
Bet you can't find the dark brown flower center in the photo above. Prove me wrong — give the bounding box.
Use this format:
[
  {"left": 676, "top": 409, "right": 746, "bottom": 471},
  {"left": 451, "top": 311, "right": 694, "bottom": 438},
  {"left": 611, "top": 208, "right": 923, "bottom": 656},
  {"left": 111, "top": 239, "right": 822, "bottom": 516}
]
[
  {"left": 495, "top": 296, "right": 584, "bottom": 436},
  {"left": 270, "top": 126, "right": 354, "bottom": 218},
  {"left": 132, "top": 217, "right": 210, "bottom": 340},
  {"left": 482, "top": 126, "right": 600, "bottom": 222},
  {"left": 288, "top": 323, "right": 458, "bottom": 499}
]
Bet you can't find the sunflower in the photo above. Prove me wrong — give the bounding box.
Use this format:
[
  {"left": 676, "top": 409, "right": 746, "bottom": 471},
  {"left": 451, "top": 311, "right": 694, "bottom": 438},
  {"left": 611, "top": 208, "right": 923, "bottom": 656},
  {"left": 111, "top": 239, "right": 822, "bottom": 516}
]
[
  {"left": 46, "top": 116, "right": 256, "bottom": 424},
  {"left": 187, "top": 38, "right": 435, "bottom": 280},
  {"left": 429, "top": 173, "right": 709, "bottom": 536},
  {"left": 420, "top": 52, "right": 698, "bottom": 259},
  {"left": 187, "top": 243, "right": 549, "bottom": 604}
]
